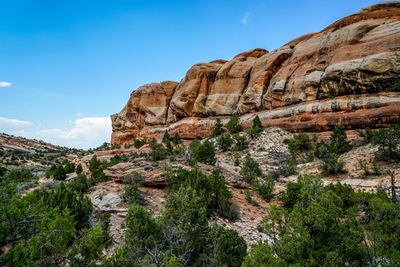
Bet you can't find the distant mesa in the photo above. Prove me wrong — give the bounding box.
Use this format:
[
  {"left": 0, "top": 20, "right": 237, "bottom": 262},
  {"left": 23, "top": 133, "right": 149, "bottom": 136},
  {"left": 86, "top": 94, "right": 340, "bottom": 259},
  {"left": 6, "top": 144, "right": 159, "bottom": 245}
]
[{"left": 111, "top": 2, "right": 400, "bottom": 147}]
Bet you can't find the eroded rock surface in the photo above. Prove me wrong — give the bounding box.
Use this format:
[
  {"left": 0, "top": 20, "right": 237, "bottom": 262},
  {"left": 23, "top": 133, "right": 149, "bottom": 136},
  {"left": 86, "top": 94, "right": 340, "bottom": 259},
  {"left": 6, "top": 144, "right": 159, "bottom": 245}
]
[{"left": 111, "top": 3, "right": 400, "bottom": 148}]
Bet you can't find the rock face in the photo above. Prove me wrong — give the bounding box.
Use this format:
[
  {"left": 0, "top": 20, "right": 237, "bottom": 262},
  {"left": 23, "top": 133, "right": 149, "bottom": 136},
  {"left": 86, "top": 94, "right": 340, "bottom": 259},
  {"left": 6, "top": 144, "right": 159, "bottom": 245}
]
[{"left": 112, "top": 3, "right": 400, "bottom": 146}]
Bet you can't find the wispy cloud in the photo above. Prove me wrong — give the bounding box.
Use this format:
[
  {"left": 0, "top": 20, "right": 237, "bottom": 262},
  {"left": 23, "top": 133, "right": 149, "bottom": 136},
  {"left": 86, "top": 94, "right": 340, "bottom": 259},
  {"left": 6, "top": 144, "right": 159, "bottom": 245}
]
[
  {"left": 0, "top": 81, "right": 12, "bottom": 88},
  {"left": 0, "top": 116, "right": 32, "bottom": 127},
  {"left": 241, "top": 12, "right": 250, "bottom": 25},
  {"left": 0, "top": 116, "right": 111, "bottom": 149}
]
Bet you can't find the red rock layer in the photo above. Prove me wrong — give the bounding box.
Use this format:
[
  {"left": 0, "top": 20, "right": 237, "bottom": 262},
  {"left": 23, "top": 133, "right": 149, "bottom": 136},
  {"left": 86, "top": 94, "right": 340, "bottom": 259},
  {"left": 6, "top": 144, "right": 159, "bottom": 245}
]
[{"left": 111, "top": 3, "right": 400, "bottom": 146}]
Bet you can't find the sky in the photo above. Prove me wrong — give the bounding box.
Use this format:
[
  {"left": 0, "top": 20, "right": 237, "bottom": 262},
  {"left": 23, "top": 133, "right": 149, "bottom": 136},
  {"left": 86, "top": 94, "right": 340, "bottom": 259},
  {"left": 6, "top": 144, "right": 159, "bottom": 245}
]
[{"left": 0, "top": 0, "right": 380, "bottom": 149}]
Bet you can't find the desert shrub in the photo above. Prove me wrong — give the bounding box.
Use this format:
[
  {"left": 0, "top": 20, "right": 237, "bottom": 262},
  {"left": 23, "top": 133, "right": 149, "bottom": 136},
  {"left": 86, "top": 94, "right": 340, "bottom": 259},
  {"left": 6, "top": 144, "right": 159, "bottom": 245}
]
[
  {"left": 133, "top": 138, "right": 147, "bottom": 149},
  {"left": 386, "top": 79, "right": 400, "bottom": 92},
  {"left": 53, "top": 165, "right": 67, "bottom": 181},
  {"left": 31, "top": 183, "right": 93, "bottom": 230},
  {"left": 171, "top": 133, "right": 182, "bottom": 145},
  {"left": 189, "top": 139, "right": 216, "bottom": 165},
  {"left": 233, "top": 134, "right": 249, "bottom": 151},
  {"left": 242, "top": 242, "right": 286, "bottom": 267},
  {"left": 372, "top": 124, "right": 400, "bottom": 160},
  {"left": 212, "top": 118, "right": 225, "bottom": 137},
  {"left": 280, "top": 181, "right": 302, "bottom": 210},
  {"left": 166, "top": 167, "right": 232, "bottom": 218},
  {"left": 226, "top": 114, "right": 241, "bottom": 134},
  {"left": 279, "top": 161, "right": 297, "bottom": 177},
  {"left": 284, "top": 132, "right": 311, "bottom": 157},
  {"left": 233, "top": 153, "right": 241, "bottom": 166},
  {"left": 314, "top": 126, "right": 350, "bottom": 175},
  {"left": 206, "top": 224, "right": 247, "bottom": 267},
  {"left": 247, "top": 115, "right": 263, "bottom": 138},
  {"left": 330, "top": 126, "right": 351, "bottom": 154},
  {"left": 256, "top": 177, "right": 275, "bottom": 201},
  {"left": 3, "top": 168, "right": 34, "bottom": 183},
  {"left": 149, "top": 139, "right": 168, "bottom": 161},
  {"left": 67, "top": 174, "right": 89, "bottom": 194},
  {"left": 357, "top": 127, "right": 374, "bottom": 143},
  {"left": 64, "top": 161, "right": 75, "bottom": 173},
  {"left": 16, "top": 180, "right": 38, "bottom": 193},
  {"left": 68, "top": 224, "right": 105, "bottom": 266},
  {"left": 123, "top": 172, "right": 145, "bottom": 205},
  {"left": 113, "top": 184, "right": 245, "bottom": 267},
  {"left": 240, "top": 155, "right": 262, "bottom": 183},
  {"left": 0, "top": 166, "right": 7, "bottom": 177},
  {"left": 217, "top": 132, "right": 233, "bottom": 151},
  {"left": 322, "top": 153, "right": 345, "bottom": 175},
  {"left": 75, "top": 164, "right": 83, "bottom": 174}
]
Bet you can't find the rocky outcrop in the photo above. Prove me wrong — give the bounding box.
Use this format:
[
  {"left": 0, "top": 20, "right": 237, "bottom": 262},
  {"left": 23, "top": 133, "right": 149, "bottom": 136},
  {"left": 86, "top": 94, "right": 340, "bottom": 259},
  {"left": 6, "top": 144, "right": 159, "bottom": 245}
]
[{"left": 112, "top": 3, "right": 400, "bottom": 146}]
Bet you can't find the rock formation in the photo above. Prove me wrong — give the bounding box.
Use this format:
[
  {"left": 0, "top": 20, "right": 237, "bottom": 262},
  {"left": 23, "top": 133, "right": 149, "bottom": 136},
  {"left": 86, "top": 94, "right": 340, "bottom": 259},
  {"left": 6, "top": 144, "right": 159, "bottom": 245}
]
[{"left": 112, "top": 2, "right": 400, "bottom": 146}]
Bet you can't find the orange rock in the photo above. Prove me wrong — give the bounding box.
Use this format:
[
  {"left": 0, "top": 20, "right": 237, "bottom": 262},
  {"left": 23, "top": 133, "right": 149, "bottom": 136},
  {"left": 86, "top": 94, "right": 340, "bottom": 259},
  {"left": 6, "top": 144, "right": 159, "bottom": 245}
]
[{"left": 111, "top": 3, "right": 400, "bottom": 147}]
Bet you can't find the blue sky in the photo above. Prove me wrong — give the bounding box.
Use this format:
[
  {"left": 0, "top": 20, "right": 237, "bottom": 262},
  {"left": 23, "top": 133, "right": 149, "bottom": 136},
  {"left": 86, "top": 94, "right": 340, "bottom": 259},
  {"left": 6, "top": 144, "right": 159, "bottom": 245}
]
[{"left": 0, "top": 0, "right": 379, "bottom": 148}]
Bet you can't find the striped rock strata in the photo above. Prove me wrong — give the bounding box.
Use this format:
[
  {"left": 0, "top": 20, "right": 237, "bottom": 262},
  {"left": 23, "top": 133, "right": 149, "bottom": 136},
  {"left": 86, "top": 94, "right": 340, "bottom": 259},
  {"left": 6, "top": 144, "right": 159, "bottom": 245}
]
[{"left": 112, "top": 2, "right": 400, "bottom": 146}]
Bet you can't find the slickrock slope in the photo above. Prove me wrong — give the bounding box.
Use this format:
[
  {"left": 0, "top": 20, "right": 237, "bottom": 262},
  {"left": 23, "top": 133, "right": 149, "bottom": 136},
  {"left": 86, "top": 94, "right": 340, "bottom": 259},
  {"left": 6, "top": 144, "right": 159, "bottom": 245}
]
[{"left": 112, "top": 2, "right": 400, "bottom": 146}]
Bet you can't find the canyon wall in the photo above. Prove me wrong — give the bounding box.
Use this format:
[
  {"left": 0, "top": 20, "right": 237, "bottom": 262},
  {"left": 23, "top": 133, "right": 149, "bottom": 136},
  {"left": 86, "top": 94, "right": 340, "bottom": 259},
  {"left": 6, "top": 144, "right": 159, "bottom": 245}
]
[{"left": 111, "top": 2, "right": 400, "bottom": 146}]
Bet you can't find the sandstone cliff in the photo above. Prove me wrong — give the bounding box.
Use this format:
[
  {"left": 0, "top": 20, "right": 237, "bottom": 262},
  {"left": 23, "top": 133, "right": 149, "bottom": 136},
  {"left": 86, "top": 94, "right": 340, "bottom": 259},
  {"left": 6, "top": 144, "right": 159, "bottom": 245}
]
[{"left": 111, "top": 2, "right": 400, "bottom": 146}]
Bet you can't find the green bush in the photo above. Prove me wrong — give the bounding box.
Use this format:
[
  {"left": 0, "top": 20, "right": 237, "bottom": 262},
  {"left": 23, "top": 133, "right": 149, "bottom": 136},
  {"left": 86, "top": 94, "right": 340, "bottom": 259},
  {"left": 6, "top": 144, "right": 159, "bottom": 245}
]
[
  {"left": 133, "top": 138, "right": 147, "bottom": 149},
  {"left": 166, "top": 167, "right": 232, "bottom": 218},
  {"left": 242, "top": 243, "right": 286, "bottom": 267},
  {"left": 386, "top": 79, "right": 400, "bottom": 92},
  {"left": 123, "top": 172, "right": 145, "bottom": 205},
  {"left": 0, "top": 166, "right": 7, "bottom": 177},
  {"left": 256, "top": 177, "right": 274, "bottom": 201},
  {"left": 68, "top": 224, "right": 105, "bottom": 266},
  {"left": 171, "top": 133, "right": 182, "bottom": 145},
  {"left": 280, "top": 181, "right": 302, "bottom": 210},
  {"left": 240, "top": 155, "right": 262, "bottom": 183},
  {"left": 109, "top": 183, "right": 243, "bottom": 266},
  {"left": 226, "top": 114, "right": 241, "bottom": 134},
  {"left": 206, "top": 224, "right": 247, "bottom": 267},
  {"left": 75, "top": 164, "right": 83, "bottom": 174},
  {"left": 279, "top": 161, "right": 297, "bottom": 177},
  {"left": 189, "top": 139, "right": 216, "bottom": 165},
  {"left": 67, "top": 174, "right": 89, "bottom": 194},
  {"left": 247, "top": 115, "right": 263, "bottom": 138},
  {"left": 284, "top": 132, "right": 311, "bottom": 156},
  {"left": 149, "top": 139, "right": 168, "bottom": 161},
  {"left": 2, "top": 168, "right": 34, "bottom": 183},
  {"left": 322, "top": 153, "right": 345, "bottom": 175},
  {"left": 233, "top": 134, "right": 249, "bottom": 151},
  {"left": 64, "top": 161, "right": 75, "bottom": 173},
  {"left": 217, "top": 132, "right": 233, "bottom": 151},
  {"left": 372, "top": 124, "right": 400, "bottom": 160},
  {"left": 330, "top": 126, "right": 351, "bottom": 154},
  {"left": 212, "top": 118, "right": 225, "bottom": 137},
  {"left": 53, "top": 165, "right": 67, "bottom": 181}
]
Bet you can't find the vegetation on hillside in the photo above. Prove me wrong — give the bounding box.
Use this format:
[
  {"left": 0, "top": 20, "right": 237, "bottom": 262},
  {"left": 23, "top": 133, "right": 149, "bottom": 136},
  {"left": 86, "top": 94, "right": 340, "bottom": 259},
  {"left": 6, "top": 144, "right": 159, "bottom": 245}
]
[{"left": 1, "top": 123, "right": 399, "bottom": 266}]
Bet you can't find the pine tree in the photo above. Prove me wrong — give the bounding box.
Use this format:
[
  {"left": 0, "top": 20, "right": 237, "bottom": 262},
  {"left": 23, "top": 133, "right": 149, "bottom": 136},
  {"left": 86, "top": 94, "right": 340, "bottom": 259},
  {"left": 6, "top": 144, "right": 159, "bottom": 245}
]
[
  {"left": 330, "top": 126, "right": 351, "bottom": 154},
  {"left": 251, "top": 115, "right": 263, "bottom": 134},
  {"left": 162, "top": 131, "right": 171, "bottom": 144},
  {"left": 212, "top": 118, "right": 225, "bottom": 137},
  {"left": 226, "top": 114, "right": 241, "bottom": 134}
]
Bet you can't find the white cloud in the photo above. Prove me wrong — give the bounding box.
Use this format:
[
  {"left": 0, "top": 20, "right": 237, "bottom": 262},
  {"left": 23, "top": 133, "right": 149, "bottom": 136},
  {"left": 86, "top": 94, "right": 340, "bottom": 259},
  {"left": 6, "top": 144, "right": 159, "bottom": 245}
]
[
  {"left": 0, "top": 81, "right": 12, "bottom": 88},
  {"left": 36, "top": 117, "right": 112, "bottom": 149},
  {"left": 0, "top": 115, "right": 111, "bottom": 149},
  {"left": 241, "top": 12, "right": 250, "bottom": 25},
  {"left": 0, "top": 116, "right": 32, "bottom": 128}
]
